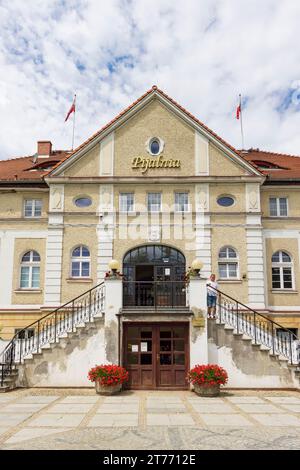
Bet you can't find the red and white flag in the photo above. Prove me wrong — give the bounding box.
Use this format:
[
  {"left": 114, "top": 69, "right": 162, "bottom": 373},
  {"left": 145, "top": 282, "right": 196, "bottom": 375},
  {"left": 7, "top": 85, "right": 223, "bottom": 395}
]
[
  {"left": 236, "top": 97, "right": 241, "bottom": 120},
  {"left": 65, "top": 95, "right": 76, "bottom": 122}
]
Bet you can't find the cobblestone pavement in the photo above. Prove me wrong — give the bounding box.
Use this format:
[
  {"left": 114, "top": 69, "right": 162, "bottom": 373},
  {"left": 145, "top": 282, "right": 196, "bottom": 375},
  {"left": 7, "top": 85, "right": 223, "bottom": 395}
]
[{"left": 0, "top": 389, "right": 300, "bottom": 449}]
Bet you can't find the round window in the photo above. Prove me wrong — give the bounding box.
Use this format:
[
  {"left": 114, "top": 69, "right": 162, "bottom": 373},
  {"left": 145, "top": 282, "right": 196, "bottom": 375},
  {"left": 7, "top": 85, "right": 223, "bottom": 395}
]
[
  {"left": 150, "top": 139, "right": 160, "bottom": 155},
  {"left": 74, "top": 197, "right": 92, "bottom": 208},
  {"left": 217, "top": 196, "right": 235, "bottom": 207}
]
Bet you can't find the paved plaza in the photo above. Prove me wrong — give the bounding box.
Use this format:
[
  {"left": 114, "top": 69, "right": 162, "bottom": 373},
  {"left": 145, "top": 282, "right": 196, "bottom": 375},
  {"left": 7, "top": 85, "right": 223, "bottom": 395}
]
[{"left": 0, "top": 389, "right": 300, "bottom": 449}]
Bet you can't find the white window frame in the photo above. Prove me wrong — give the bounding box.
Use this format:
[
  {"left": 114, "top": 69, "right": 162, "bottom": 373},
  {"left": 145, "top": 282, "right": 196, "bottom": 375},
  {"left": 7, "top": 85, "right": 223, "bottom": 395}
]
[
  {"left": 20, "top": 251, "right": 41, "bottom": 289},
  {"left": 24, "top": 199, "right": 42, "bottom": 218},
  {"left": 218, "top": 246, "right": 239, "bottom": 280},
  {"left": 271, "top": 250, "right": 294, "bottom": 290},
  {"left": 147, "top": 193, "right": 162, "bottom": 213},
  {"left": 70, "top": 246, "right": 91, "bottom": 278},
  {"left": 119, "top": 193, "right": 135, "bottom": 213},
  {"left": 269, "top": 197, "right": 288, "bottom": 217},
  {"left": 174, "top": 192, "right": 190, "bottom": 213}
]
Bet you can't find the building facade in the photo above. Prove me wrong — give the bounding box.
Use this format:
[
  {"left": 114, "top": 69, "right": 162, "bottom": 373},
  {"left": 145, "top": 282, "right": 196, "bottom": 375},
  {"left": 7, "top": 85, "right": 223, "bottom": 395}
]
[{"left": 0, "top": 86, "right": 300, "bottom": 389}]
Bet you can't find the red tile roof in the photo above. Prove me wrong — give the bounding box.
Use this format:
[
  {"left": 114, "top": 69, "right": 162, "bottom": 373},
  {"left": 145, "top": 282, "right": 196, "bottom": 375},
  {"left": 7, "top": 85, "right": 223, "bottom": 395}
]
[
  {"left": 241, "top": 149, "right": 300, "bottom": 180},
  {"left": 0, "top": 151, "right": 69, "bottom": 183}
]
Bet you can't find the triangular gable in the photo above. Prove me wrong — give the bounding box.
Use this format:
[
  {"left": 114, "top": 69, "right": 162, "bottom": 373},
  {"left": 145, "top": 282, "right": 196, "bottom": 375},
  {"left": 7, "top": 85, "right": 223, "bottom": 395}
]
[{"left": 48, "top": 86, "right": 262, "bottom": 178}]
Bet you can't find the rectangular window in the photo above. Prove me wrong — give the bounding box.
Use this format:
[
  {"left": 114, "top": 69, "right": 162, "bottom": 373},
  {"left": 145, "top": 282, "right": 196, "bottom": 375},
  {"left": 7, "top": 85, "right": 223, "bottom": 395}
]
[
  {"left": 148, "top": 193, "right": 161, "bottom": 212},
  {"left": 271, "top": 267, "right": 281, "bottom": 289},
  {"left": 71, "top": 262, "right": 80, "bottom": 277},
  {"left": 24, "top": 199, "right": 42, "bottom": 218},
  {"left": 269, "top": 197, "right": 288, "bottom": 217},
  {"left": 283, "top": 268, "right": 292, "bottom": 289},
  {"left": 272, "top": 266, "right": 292, "bottom": 289},
  {"left": 20, "top": 266, "right": 30, "bottom": 288},
  {"left": 218, "top": 263, "right": 238, "bottom": 279},
  {"left": 31, "top": 267, "right": 40, "bottom": 288},
  {"left": 175, "top": 192, "right": 189, "bottom": 212},
  {"left": 20, "top": 266, "right": 40, "bottom": 288},
  {"left": 120, "top": 193, "right": 134, "bottom": 213}
]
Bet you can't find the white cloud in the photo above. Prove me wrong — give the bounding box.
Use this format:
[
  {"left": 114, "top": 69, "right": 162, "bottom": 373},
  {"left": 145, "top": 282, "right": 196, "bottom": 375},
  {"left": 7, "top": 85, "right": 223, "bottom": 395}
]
[{"left": 0, "top": 0, "right": 300, "bottom": 159}]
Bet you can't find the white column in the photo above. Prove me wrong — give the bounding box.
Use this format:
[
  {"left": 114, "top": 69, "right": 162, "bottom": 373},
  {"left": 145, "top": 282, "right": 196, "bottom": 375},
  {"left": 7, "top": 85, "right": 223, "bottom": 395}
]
[
  {"left": 44, "top": 184, "right": 65, "bottom": 306},
  {"left": 195, "top": 184, "right": 211, "bottom": 277},
  {"left": 245, "top": 183, "right": 265, "bottom": 309},
  {"left": 104, "top": 278, "right": 122, "bottom": 364},
  {"left": 97, "top": 185, "right": 114, "bottom": 282},
  {"left": 189, "top": 277, "right": 208, "bottom": 366}
]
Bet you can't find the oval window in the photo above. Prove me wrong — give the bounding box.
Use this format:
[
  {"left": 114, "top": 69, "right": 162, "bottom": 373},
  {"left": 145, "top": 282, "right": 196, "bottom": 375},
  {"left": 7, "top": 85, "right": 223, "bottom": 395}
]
[
  {"left": 74, "top": 197, "right": 92, "bottom": 208},
  {"left": 217, "top": 196, "right": 235, "bottom": 207},
  {"left": 150, "top": 139, "right": 160, "bottom": 155}
]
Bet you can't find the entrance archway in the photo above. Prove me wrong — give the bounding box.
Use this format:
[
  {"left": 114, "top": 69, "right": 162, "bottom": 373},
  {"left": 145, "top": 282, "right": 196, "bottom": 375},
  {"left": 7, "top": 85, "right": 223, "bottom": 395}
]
[{"left": 123, "top": 244, "right": 186, "bottom": 307}]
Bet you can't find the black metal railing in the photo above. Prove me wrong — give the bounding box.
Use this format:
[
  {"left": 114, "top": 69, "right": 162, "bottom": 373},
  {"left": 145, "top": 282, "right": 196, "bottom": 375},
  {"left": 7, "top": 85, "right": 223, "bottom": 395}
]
[
  {"left": 210, "top": 286, "right": 300, "bottom": 365},
  {"left": 0, "top": 282, "right": 105, "bottom": 387},
  {"left": 123, "top": 281, "right": 186, "bottom": 308}
]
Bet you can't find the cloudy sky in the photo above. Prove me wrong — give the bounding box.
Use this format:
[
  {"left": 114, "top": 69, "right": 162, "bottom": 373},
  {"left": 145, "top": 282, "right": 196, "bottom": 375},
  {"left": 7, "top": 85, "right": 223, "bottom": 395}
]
[{"left": 0, "top": 0, "right": 300, "bottom": 160}]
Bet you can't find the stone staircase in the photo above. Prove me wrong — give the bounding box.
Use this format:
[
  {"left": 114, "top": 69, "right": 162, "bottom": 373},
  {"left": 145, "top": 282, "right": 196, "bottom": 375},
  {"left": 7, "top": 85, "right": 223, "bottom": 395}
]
[
  {"left": 0, "top": 282, "right": 105, "bottom": 391},
  {"left": 1, "top": 281, "right": 299, "bottom": 391},
  {"left": 208, "top": 287, "right": 300, "bottom": 388}
]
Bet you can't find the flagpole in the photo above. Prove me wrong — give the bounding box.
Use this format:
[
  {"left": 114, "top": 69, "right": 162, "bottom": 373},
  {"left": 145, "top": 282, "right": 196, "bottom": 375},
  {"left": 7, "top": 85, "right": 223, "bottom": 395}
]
[
  {"left": 239, "top": 94, "right": 245, "bottom": 150},
  {"left": 71, "top": 94, "right": 76, "bottom": 151}
]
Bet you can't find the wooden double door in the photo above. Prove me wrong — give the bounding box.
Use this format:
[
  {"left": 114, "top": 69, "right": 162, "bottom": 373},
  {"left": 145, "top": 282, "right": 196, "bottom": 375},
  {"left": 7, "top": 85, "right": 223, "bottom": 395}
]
[{"left": 123, "top": 323, "right": 189, "bottom": 389}]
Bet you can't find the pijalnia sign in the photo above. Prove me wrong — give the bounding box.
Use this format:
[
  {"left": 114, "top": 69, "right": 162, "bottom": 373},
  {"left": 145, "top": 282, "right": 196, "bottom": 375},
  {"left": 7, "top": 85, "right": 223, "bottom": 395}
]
[{"left": 132, "top": 155, "right": 181, "bottom": 174}]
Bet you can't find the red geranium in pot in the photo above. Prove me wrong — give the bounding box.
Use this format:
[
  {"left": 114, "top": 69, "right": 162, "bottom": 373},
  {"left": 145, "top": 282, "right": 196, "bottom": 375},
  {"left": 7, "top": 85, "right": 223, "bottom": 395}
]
[
  {"left": 187, "top": 364, "right": 228, "bottom": 397},
  {"left": 88, "top": 364, "right": 129, "bottom": 395}
]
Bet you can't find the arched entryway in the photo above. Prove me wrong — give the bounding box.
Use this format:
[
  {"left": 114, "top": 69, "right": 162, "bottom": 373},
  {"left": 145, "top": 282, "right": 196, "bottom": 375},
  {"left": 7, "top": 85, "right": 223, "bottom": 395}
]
[{"left": 123, "top": 244, "right": 186, "bottom": 307}]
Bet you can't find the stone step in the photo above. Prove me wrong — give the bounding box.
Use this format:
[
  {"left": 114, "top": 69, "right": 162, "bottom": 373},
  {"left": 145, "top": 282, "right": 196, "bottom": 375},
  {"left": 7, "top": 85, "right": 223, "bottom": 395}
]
[
  {"left": 278, "top": 355, "right": 289, "bottom": 362},
  {"left": 224, "top": 325, "right": 234, "bottom": 331},
  {"left": 241, "top": 335, "right": 252, "bottom": 341},
  {"left": 0, "top": 385, "right": 12, "bottom": 392},
  {"left": 259, "top": 344, "right": 271, "bottom": 351}
]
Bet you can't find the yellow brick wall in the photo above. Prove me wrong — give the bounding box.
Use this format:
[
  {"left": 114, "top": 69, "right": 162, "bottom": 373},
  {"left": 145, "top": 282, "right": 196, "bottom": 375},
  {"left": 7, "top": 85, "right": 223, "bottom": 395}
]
[
  {"left": 60, "top": 225, "right": 98, "bottom": 303},
  {"left": 265, "top": 237, "right": 300, "bottom": 307},
  {"left": 0, "top": 191, "right": 49, "bottom": 219},
  {"left": 11, "top": 238, "right": 46, "bottom": 305}
]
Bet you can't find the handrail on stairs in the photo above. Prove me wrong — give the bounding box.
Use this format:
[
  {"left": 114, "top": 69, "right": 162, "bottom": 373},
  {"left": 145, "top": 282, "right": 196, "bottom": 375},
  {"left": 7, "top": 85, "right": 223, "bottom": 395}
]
[
  {"left": 0, "top": 282, "right": 105, "bottom": 385},
  {"left": 208, "top": 285, "right": 300, "bottom": 366}
]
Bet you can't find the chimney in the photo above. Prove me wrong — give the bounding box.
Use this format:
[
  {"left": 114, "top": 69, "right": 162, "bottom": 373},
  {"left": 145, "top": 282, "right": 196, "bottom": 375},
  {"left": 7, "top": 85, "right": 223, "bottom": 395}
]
[{"left": 37, "top": 141, "right": 52, "bottom": 157}]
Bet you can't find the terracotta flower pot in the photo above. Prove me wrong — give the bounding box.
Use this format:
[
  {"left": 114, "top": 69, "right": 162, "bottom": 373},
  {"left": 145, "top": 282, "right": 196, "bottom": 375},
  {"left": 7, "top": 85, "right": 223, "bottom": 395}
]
[
  {"left": 95, "top": 382, "right": 122, "bottom": 395},
  {"left": 194, "top": 383, "right": 220, "bottom": 397}
]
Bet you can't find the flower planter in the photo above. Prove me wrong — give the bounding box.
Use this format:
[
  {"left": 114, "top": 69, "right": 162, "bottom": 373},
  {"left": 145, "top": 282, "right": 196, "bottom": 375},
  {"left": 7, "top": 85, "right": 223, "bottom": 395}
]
[
  {"left": 187, "top": 364, "right": 228, "bottom": 397},
  {"left": 95, "top": 382, "right": 122, "bottom": 395},
  {"left": 88, "top": 364, "right": 129, "bottom": 394},
  {"left": 194, "top": 383, "right": 220, "bottom": 397}
]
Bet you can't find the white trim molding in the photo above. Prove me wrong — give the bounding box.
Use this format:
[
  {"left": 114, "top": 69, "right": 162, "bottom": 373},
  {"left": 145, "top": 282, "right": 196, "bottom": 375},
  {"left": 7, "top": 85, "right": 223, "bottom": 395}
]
[
  {"left": 195, "top": 131, "right": 209, "bottom": 176},
  {"left": 99, "top": 132, "right": 114, "bottom": 177},
  {"left": 246, "top": 183, "right": 261, "bottom": 213},
  {"left": 195, "top": 183, "right": 211, "bottom": 277},
  {"left": 97, "top": 185, "right": 114, "bottom": 281},
  {"left": 246, "top": 226, "right": 265, "bottom": 309}
]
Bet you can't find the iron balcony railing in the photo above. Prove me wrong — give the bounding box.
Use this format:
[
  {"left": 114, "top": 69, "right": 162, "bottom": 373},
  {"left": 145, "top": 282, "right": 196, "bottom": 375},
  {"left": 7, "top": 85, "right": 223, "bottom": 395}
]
[
  {"left": 210, "top": 286, "right": 300, "bottom": 365},
  {"left": 123, "top": 281, "right": 186, "bottom": 308},
  {"left": 0, "top": 282, "right": 105, "bottom": 387}
]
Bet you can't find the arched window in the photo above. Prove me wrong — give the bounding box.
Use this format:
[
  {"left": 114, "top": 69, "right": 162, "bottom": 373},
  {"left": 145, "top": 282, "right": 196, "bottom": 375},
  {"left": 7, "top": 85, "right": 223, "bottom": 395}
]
[
  {"left": 71, "top": 246, "right": 90, "bottom": 278},
  {"left": 218, "top": 246, "right": 238, "bottom": 279},
  {"left": 20, "top": 251, "right": 40, "bottom": 288},
  {"left": 272, "top": 251, "right": 293, "bottom": 289}
]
